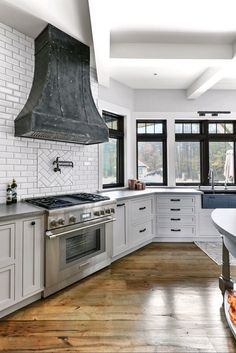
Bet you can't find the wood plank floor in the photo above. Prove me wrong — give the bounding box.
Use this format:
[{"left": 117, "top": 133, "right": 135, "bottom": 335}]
[{"left": 1, "top": 243, "right": 236, "bottom": 352}]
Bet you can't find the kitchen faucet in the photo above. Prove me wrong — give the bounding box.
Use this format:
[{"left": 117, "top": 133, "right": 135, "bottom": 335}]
[
  {"left": 224, "top": 178, "right": 228, "bottom": 190},
  {"left": 208, "top": 168, "right": 215, "bottom": 190}
]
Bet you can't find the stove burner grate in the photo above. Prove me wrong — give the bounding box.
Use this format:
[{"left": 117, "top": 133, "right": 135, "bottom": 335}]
[{"left": 25, "top": 193, "right": 110, "bottom": 210}]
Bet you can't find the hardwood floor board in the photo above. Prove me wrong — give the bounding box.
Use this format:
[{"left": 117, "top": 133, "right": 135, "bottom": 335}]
[
  {"left": 1, "top": 243, "right": 236, "bottom": 352},
  {"left": 0, "top": 333, "right": 216, "bottom": 353}
]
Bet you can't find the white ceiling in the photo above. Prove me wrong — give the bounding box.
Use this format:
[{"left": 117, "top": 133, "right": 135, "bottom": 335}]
[
  {"left": 88, "top": 0, "right": 236, "bottom": 98},
  {"left": 2, "top": 0, "right": 236, "bottom": 98}
]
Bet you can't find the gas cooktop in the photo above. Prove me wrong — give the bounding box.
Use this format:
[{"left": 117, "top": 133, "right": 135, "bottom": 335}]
[{"left": 25, "top": 193, "right": 110, "bottom": 210}]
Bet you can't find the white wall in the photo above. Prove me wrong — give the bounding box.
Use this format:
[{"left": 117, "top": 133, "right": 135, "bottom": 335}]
[
  {"left": 99, "top": 78, "right": 134, "bottom": 111},
  {"left": 134, "top": 89, "right": 236, "bottom": 115},
  {"left": 98, "top": 78, "right": 134, "bottom": 188}
]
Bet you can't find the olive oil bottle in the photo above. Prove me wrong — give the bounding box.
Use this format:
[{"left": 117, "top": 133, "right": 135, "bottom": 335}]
[
  {"left": 6, "top": 184, "right": 12, "bottom": 205},
  {"left": 11, "top": 178, "right": 17, "bottom": 203}
]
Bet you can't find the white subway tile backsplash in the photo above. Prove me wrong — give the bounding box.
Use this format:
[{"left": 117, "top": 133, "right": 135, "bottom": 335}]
[{"left": 0, "top": 22, "right": 99, "bottom": 203}]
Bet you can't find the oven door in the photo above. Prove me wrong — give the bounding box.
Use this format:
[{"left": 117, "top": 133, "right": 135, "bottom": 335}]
[
  {"left": 45, "top": 217, "right": 114, "bottom": 294},
  {"left": 59, "top": 223, "right": 105, "bottom": 270}
]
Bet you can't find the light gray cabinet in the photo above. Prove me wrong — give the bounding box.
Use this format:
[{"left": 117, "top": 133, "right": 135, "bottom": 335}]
[
  {"left": 113, "top": 201, "right": 129, "bottom": 257},
  {"left": 22, "top": 218, "right": 43, "bottom": 298},
  {"left": 112, "top": 196, "right": 154, "bottom": 260},
  {"left": 0, "top": 222, "right": 16, "bottom": 311},
  {"left": 0, "top": 215, "right": 44, "bottom": 316},
  {"left": 156, "top": 195, "right": 198, "bottom": 241},
  {"left": 129, "top": 196, "right": 154, "bottom": 246}
]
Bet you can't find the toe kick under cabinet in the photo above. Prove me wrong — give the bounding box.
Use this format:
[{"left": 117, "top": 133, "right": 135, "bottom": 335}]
[
  {"left": 156, "top": 195, "right": 198, "bottom": 241},
  {"left": 0, "top": 215, "right": 44, "bottom": 317}
]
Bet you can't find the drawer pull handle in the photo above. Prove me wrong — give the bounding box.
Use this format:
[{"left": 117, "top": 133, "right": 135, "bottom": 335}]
[
  {"left": 171, "top": 229, "right": 181, "bottom": 232},
  {"left": 139, "top": 228, "right": 146, "bottom": 233},
  {"left": 117, "top": 203, "right": 125, "bottom": 207},
  {"left": 170, "top": 208, "right": 180, "bottom": 211},
  {"left": 139, "top": 207, "right": 146, "bottom": 210},
  {"left": 31, "top": 221, "right": 36, "bottom": 226},
  {"left": 170, "top": 218, "right": 181, "bottom": 221},
  {"left": 170, "top": 199, "right": 180, "bottom": 202}
]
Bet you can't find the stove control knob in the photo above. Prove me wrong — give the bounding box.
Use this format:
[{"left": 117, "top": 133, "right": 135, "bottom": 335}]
[
  {"left": 110, "top": 208, "right": 115, "bottom": 214},
  {"left": 69, "top": 215, "right": 76, "bottom": 223},
  {"left": 100, "top": 210, "right": 105, "bottom": 216},
  {"left": 94, "top": 211, "right": 101, "bottom": 216},
  {"left": 50, "top": 219, "right": 57, "bottom": 228},
  {"left": 58, "top": 218, "right": 65, "bottom": 226},
  {"left": 105, "top": 208, "right": 111, "bottom": 214}
]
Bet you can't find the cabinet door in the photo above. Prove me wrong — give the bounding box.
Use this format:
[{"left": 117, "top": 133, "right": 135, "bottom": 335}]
[
  {"left": 0, "top": 223, "right": 15, "bottom": 268},
  {"left": 0, "top": 265, "right": 14, "bottom": 310},
  {"left": 22, "top": 218, "right": 43, "bottom": 297},
  {"left": 113, "top": 202, "right": 128, "bottom": 257}
]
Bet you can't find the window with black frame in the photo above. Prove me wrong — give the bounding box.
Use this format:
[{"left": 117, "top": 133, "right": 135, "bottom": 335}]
[
  {"left": 102, "top": 111, "right": 124, "bottom": 188},
  {"left": 137, "top": 120, "right": 167, "bottom": 185},
  {"left": 175, "top": 120, "right": 236, "bottom": 185}
]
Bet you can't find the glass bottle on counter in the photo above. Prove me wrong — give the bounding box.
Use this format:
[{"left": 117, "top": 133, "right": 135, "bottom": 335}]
[
  {"left": 11, "top": 178, "right": 17, "bottom": 203},
  {"left": 6, "top": 184, "right": 12, "bottom": 205}
]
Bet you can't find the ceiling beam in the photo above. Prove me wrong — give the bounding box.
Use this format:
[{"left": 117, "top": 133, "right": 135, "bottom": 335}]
[
  {"left": 88, "top": 0, "right": 110, "bottom": 87},
  {"left": 111, "top": 43, "right": 232, "bottom": 60},
  {"left": 186, "top": 41, "right": 236, "bottom": 99},
  {"left": 186, "top": 67, "right": 226, "bottom": 99}
]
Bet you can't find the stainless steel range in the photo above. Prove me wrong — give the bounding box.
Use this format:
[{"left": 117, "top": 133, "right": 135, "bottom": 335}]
[{"left": 26, "top": 193, "right": 116, "bottom": 297}]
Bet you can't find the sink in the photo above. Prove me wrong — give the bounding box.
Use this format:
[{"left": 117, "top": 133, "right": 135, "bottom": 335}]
[
  {"left": 202, "top": 193, "right": 236, "bottom": 208},
  {"left": 202, "top": 190, "right": 236, "bottom": 194}
]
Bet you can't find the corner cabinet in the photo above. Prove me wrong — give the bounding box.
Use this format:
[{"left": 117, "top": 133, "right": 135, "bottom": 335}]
[
  {"left": 0, "top": 215, "right": 44, "bottom": 317},
  {"left": 129, "top": 196, "right": 155, "bottom": 246},
  {"left": 112, "top": 195, "right": 154, "bottom": 260}
]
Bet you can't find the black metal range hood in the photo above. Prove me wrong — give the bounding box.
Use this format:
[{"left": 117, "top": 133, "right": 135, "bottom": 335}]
[{"left": 14, "top": 24, "right": 108, "bottom": 145}]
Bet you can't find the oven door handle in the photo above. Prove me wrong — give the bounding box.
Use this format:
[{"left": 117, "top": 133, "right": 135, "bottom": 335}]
[{"left": 45, "top": 217, "right": 116, "bottom": 240}]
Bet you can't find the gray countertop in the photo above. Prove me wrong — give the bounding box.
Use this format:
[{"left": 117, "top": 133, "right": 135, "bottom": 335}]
[
  {"left": 0, "top": 188, "right": 202, "bottom": 221},
  {"left": 0, "top": 202, "right": 45, "bottom": 222},
  {"left": 100, "top": 187, "right": 202, "bottom": 200}
]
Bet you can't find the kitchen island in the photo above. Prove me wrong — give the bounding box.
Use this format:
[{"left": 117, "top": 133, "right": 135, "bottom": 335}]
[{"left": 212, "top": 209, "right": 236, "bottom": 339}]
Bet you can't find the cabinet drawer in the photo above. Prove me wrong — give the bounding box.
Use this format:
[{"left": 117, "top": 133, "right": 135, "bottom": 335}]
[
  {"left": 132, "top": 221, "right": 153, "bottom": 244},
  {"left": 158, "top": 207, "right": 195, "bottom": 215},
  {"left": 0, "top": 223, "right": 15, "bottom": 268},
  {"left": 157, "top": 226, "right": 195, "bottom": 237},
  {"left": 157, "top": 196, "right": 195, "bottom": 207},
  {"left": 130, "top": 198, "right": 153, "bottom": 224},
  {"left": 157, "top": 215, "right": 195, "bottom": 226}
]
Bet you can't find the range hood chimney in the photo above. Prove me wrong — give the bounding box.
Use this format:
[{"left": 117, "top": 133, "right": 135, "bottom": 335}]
[{"left": 14, "top": 24, "right": 109, "bottom": 145}]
